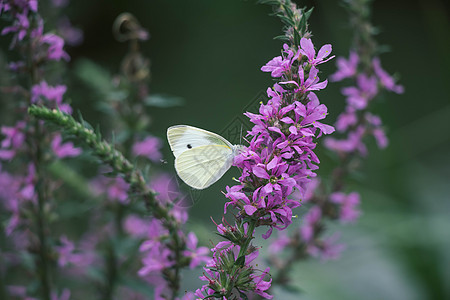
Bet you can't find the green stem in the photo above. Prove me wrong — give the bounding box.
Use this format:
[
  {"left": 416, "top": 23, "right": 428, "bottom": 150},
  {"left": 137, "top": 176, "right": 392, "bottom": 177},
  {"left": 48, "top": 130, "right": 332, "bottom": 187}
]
[
  {"left": 238, "top": 219, "right": 257, "bottom": 259},
  {"left": 32, "top": 119, "right": 51, "bottom": 300},
  {"left": 28, "top": 105, "right": 186, "bottom": 298}
]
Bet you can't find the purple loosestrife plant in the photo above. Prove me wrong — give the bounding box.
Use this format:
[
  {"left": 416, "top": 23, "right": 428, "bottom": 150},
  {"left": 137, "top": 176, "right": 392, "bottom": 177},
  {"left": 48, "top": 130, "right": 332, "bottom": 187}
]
[
  {"left": 264, "top": 0, "right": 404, "bottom": 291},
  {"left": 22, "top": 12, "right": 207, "bottom": 300},
  {"left": 195, "top": 1, "right": 335, "bottom": 299},
  {"left": 0, "top": 1, "right": 80, "bottom": 299},
  {"left": 91, "top": 13, "right": 209, "bottom": 299}
]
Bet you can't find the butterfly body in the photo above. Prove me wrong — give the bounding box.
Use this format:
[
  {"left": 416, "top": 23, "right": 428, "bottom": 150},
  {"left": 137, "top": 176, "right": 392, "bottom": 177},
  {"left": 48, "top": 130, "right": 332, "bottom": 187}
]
[{"left": 167, "top": 125, "right": 243, "bottom": 190}]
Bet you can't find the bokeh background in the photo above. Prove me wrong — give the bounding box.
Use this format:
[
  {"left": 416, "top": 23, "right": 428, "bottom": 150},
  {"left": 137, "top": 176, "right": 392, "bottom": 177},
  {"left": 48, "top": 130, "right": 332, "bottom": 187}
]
[{"left": 1, "top": 0, "right": 449, "bottom": 299}]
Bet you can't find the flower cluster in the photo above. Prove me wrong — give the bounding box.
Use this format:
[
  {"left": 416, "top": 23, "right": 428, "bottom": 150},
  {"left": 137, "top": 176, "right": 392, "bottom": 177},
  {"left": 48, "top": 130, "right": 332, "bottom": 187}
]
[
  {"left": 231, "top": 38, "right": 334, "bottom": 235},
  {"left": 195, "top": 220, "right": 272, "bottom": 299},
  {"left": 137, "top": 174, "right": 210, "bottom": 299},
  {"left": 325, "top": 52, "right": 404, "bottom": 156},
  {"left": 0, "top": 2, "right": 85, "bottom": 299},
  {"left": 266, "top": 0, "right": 404, "bottom": 278},
  {"left": 196, "top": 37, "right": 335, "bottom": 299}
]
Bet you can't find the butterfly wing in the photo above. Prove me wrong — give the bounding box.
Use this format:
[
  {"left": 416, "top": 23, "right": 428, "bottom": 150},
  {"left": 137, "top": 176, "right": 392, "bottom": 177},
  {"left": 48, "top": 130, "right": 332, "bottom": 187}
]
[
  {"left": 167, "top": 125, "right": 233, "bottom": 158},
  {"left": 175, "top": 144, "right": 234, "bottom": 189}
]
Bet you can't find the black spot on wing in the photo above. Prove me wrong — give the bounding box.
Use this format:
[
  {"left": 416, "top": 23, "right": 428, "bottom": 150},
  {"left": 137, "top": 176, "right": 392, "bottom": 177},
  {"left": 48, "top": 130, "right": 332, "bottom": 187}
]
[{"left": 187, "top": 144, "right": 192, "bottom": 149}]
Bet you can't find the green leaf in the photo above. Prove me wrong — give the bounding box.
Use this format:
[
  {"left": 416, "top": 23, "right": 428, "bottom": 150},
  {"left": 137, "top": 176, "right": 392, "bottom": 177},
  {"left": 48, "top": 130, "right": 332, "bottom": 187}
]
[
  {"left": 298, "top": 15, "right": 307, "bottom": 36},
  {"left": 293, "top": 29, "right": 301, "bottom": 46},
  {"left": 304, "top": 7, "right": 314, "bottom": 22},
  {"left": 74, "top": 59, "right": 114, "bottom": 99},
  {"left": 278, "top": 15, "right": 295, "bottom": 27},
  {"left": 204, "top": 292, "right": 223, "bottom": 299},
  {"left": 47, "top": 160, "right": 93, "bottom": 200},
  {"left": 284, "top": 5, "right": 295, "bottom": 20},
  {"left": 143, "top": 94, "right": 184, "bottom": 108},
  {"left": 273, "top": 35, "right": 289, "bottom": 41},
  {"left": 235, "top": 255, "right": 245, "bottom": 267}
]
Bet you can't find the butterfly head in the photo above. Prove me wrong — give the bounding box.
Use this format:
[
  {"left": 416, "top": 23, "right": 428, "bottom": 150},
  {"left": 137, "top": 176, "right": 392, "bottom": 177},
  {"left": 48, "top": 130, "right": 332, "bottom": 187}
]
[{"left": 232, "top": 144, "right": 246, "bottom": 156}]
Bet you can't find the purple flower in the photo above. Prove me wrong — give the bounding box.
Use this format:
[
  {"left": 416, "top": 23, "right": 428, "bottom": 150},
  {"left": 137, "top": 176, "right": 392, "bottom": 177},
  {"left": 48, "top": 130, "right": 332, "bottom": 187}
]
[
  {"left": 124, "top": 215, "right": 150, "bottom": 238},
  {"left": 365, "top": 112, "right": 388, "bottom": 149},
  {"left": 149, "top": 173, "right": 188, "bottom": 223},
  {"left": 372, "top": 127, "right": 388, "bottom": 149},
  {"left": 8, "top": 60, "right": 26, "bottom": 72},
  {"left": 335, "top": 107, "right": 357, "bottom": 132},
  {"left": 139, "top": 219, "right": 168, "bottom": 253},
  {"left": 308, "top": 233, "right": 345, "bottom": 261},
  {"left": 0, "top": 121, "right": 26, "bottom": 160},
  {"left": 32, "top": 81, "right": 66, "bottom": 103},
  {"left": 183, "top": 232, "right": 210, "bottom": 269},
  {"left": 251, "top": 268, "right": 273, "bottom": 299},
  {"left": 268, "top": 231, "right": 290, "bottom": 254},
  {"left": 142, "top": 275, "right": 170, "bottom": 300},
  {"left": 300, "top": 206, "right": 321, "bottom": 242},
  {"left": 51, "top": 134, "right": 81, "bottom": 158},
  {"left": 261, "top": 56, "right": 288, "bottom": 78},
  {"left": 200, "top": 35, "right": 335, "bottom": 300},
  {"left": 40, "top": 33, "right": 70, "bottom": 61},
  {"left": 330, "top": 51, "right": 359, "bottom": 81},
  {"left": 31, "top": 81, "right": 72, "bottom": 113},
  {"left": 299, "top": 37, "right": 334, "bottom": 66},
  {"left": 132, "top": 136, "right": 162, "bottom": 162},
  {"left": 90, "top": 174, "right": 130, "bottom": 204},
  {"left": 196, "top": 242, "right": 272, "bottom": 299},
  {"left": 138, "top": 246, "right": 174, "bottom": 276},
  {"left": 372, "top": 57, "right": 404, "bottom": 94},
  {"left": 330, "top": 192, "right": 361, "bottom": 223},
  {"left": 261, "top": 44, "right": 299, "bottom": 78},
  {"left": 324, "top": 125, "right": 367, "bottom": 156},
  {"left": 341, "top": 74, "right": 378, "bottom": 110},
  {"left": 1, "top": 12, "right": 29, "bottom": 41},
  {"left": 56, "top": 17, "right": 84, "bottom": 46},
  {"left": 281, "top": 66, "right": 328, "bottom": 93},
  {"left": 55, "top": 235, "right": 94, "bottom": 268}
]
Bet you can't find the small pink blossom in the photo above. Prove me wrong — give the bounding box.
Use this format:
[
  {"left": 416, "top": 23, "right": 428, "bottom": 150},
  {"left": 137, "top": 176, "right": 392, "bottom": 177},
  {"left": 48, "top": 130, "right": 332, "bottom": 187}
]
[
  {"left": 51, "top": 134, "right": 82, "bottom": 158},
  {"left": 372, "top": 57, "right": 404, "bottom": 94},
  {"left": 40, "top": 33, "right": 70, "bottom": 61},
  {"left": 330, "top": 51, "right": 359, "bottom": 81},
  {"left": 330, "top": 192, "right": 361, "bottom": 223},
  {"left": 183, "top": 232, "right": 210, "bottom": 269},
  {"left": 132, "top": 136, "right": 162, "bottom": 162}
]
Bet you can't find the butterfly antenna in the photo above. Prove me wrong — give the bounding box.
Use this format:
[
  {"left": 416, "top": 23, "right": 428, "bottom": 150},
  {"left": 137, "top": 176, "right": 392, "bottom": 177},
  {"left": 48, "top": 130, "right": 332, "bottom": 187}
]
[{"left": 239, "top": 123, "right": 243, "bottom": 145}]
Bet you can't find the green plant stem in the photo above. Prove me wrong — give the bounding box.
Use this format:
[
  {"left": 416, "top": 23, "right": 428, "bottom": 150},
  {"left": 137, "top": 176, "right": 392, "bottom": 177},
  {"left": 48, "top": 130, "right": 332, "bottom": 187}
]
[
  {"left": 34, "top": 134, "right": 51, "bottom": 300},
  {"left": 27, "top": 24, "right": 52, "bottom": 299},
  {"left": 238, "top": 220, "right": 257, "bottom": 259},
  {"left": 28, "top": 105, "right": 185, "bottom": 298}
]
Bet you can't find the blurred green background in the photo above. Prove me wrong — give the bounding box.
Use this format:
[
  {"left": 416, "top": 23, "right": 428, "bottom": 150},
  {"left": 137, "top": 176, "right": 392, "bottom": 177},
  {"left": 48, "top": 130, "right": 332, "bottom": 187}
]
[{"left": 1, "top": 0, "right": 449, "bottom": 299}]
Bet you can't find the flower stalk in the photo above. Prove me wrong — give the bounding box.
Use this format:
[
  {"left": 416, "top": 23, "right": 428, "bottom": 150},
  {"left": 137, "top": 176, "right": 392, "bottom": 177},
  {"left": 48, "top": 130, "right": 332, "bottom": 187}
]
[
  {"left": 265, "top": 0, "right": 404, "bottom": 291},
  {"left": 28, "top": 105, "right": 190, "bottom": 299},
  {"left": 195, "top": 1, "right": 335, "bottom": 298}
]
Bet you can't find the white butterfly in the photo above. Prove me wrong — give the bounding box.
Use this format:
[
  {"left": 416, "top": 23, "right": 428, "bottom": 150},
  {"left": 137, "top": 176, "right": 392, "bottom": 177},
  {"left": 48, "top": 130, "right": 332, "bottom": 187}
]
[{"left": 167, "top": 125, "right": 243, "bottom": 190}]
